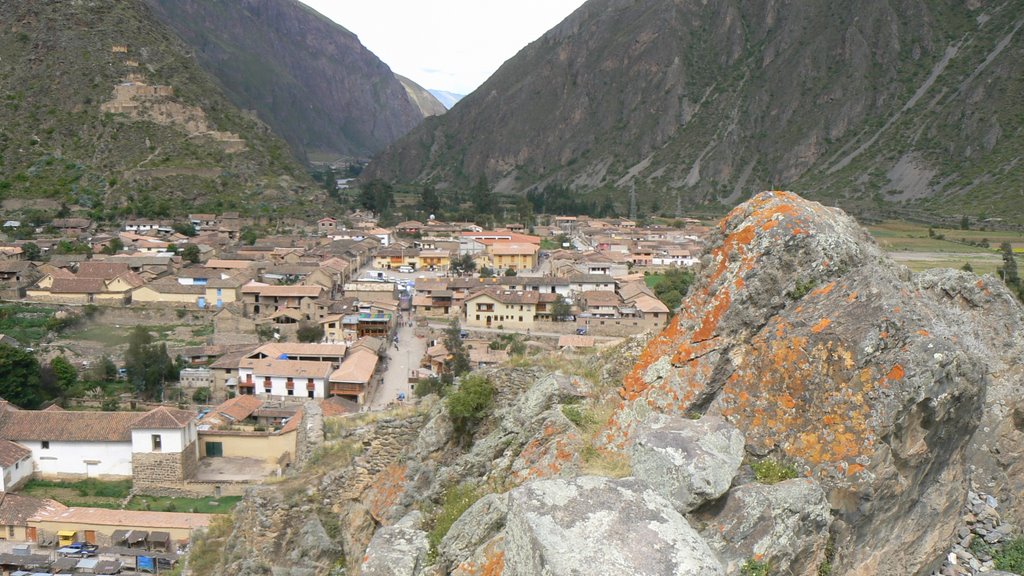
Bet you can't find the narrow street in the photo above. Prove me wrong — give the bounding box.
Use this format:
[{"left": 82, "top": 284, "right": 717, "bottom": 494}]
[{"left": 367, "top": 314, "right": 427, "bottom": 410}]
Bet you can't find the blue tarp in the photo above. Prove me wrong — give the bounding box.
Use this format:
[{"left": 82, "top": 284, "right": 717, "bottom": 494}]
[{"left": 138, "top": 556, "right": 155, "bottom": 571}]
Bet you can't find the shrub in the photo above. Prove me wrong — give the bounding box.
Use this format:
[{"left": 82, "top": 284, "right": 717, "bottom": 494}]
[
  {"left": 561, "top": 405, "right": 593, "bottom": 427},
  {"left": 414, "top": 376, "right": 445, "bottom": 398},
  {"left": 427, "top": 483, "right": 483, "bottom": 560},
  {"left": 192, "top": 387, "right": 210, "bottom": 403},
  {"left": 788, "top": 278, "right": 818, "bottom": 300},
  {"left": 741, "top": 558, "right": 771, "bottom": 576},
  {"left": 995, "top": 537, "right": 1024, "bottom": 573},
  {"left": 751, "top": 459, "right": 798, "bottom": 484},
  {"left": 447, "top": 374, "right": 495, "bottom": 443}
]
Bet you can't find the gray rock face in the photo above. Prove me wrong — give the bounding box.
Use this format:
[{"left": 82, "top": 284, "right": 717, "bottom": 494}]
[
  {"left": 439, "top": 492, "right": 510, "bottom": 572},
  {"left": 698, "top": 478, "right": 832, "bottom": 576},
  {"left": 630, "top": 415, "right": 745, "bottom": 512},
  {"left": 359, "top": 511, "right": 429, "bottom": 576},
  {"left": 504, "top": 476, "right": 723, "bottom": 576}
]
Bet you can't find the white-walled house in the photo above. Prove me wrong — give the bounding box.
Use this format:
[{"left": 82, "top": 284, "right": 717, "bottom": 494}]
[
  {"left": 0, "top": 439, "right": 33, "bottom": 491},
  {"left": 0, "top": 410, "right": 141, "bottom": 479},
  {"left": 0, "top": 406, "right": 199, "bottom": 484},
  {"left": 237, "top": 358, "right": 333, "bottom": 399}
]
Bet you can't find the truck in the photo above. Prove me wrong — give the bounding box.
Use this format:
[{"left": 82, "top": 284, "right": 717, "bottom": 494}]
[{"left": 57, "top": 542, "right": 99, "bottom": 557}]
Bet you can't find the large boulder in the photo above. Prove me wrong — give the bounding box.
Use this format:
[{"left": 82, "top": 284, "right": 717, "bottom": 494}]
[
  {"left": 697, "top": 478, "right": 832, "bottom": 576},
  {"left": 629, "top": 415, "right": 745, "bottom": 512},
  {"left": 608, "top": 191, "right": 1024, "bottom": 574},
  {"left": 503, "top": 476, "right": 723, "bottom": 576},
  {"left": 438, "top": 492, "right": 510, "bottom": 572},
  {"left": 359, "top": 511, "right": 429, "bottom": 576}
]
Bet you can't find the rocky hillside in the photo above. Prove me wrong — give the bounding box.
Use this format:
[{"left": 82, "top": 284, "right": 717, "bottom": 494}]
[
  {"left": 365, "top": 0, "right": 1024, "bottom": 223},
  {"left": 398, "top": 75, "right": 448, "bottom": 118},
  {"left": 196, "top": 192, "right": 1024, "bottom": 576},
  {"left": 0, "top": 0, "right": 317, "bottom": 218},
  {"left": 143, "top": 0, "right": 439, "bottom": 163}
]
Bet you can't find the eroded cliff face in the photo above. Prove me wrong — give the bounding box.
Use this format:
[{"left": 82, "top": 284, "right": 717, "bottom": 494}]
[{"left": 609, "top": 191, "right": 1024, "bottom": 574}]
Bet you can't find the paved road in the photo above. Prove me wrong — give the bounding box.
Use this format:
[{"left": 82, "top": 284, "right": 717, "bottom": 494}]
[{"left": 367, "top": 314, "right": 426, "bottom": 410}]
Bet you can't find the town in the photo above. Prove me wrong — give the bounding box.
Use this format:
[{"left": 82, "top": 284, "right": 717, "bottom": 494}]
[{"left": 0, "top": 208, "right": 706, "bottom": 573}]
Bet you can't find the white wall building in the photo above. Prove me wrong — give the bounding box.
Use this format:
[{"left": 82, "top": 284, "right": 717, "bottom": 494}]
[
  {"left": 0, "top": 439, "right": 33, "bottom": 491},
  {"left": 237, "top": 358, "right": 333, "bottom": 398}
]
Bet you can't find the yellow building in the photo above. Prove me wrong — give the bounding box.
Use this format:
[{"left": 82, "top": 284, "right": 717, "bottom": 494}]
[
  {"left": 417, "top": 249, "right": 451, "bottom": 271},
  {"left": 372, "top": 247, "right": 420, "bottom": 270},
  {"left": 28, "top": 506, "right": 213, "bottom": 546},
  {"left": 488, "top": 242, "right": 539, "bottom": 271},
  {"left": 462, "top": 289, "right": 539, "bottom": 329}
]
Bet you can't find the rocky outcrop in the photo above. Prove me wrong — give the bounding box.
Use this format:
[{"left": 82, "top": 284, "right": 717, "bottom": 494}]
[
  {"left": 504, "top": 476, "right": 724, "bottom": 576},
  {"left": 696, "top": 478, "right": 832, "bottom": 576},
  {"left": 361, "top": 511, "right": 430, "bottom": 576},
  {"left": 630, "top": 415, "right": 745, "bottom": 513},
  {"left": 610, "top": 191, "right": 1024, "bottom": 574}
]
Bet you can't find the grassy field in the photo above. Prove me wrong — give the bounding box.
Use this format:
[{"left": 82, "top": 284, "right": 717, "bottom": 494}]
[
  {"left": 867, "top": 220, "right": 1024, "bottom": 275},
  {"left": 21, "top": 479, "right": 241, "bottom": 513},
  {"left": 644, "top": 274, "right": 664, "bottom": 288},
  {"left": 0, "top": 303, "right": 59, "bottom": 345},
  {"left": 62, "top": 323, "right": 185, "bottom": 347}
]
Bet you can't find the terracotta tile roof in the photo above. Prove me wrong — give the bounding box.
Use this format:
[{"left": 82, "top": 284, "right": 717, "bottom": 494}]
[
  {"left": 209, "top": 347, "right": 259, "bottom": 370},
  {"left": 489, "top": 242, "right": 539, "bottom": 256},
  {"left": 204, "top": 395, "right": 262, "bottom": 426},
  {"left": 0, "top": 438, "right": 31, "bottom": 467},
  {"left": 240, "top": 358, "right": 334, "bottom": 379},
  {"left": 77, "top": 262, "right": 131, "bottom": 280},
  {"left": 0, "top": 493, "right": 66, "bottom": 526},
  {"left": 466, "top": 288, "right": 541, "bottom": 305},
  {"left": 629, "top": 294, "right": 670, "bottom": 314},
  {"left": 0, "top": 410, "right": 141, "bottom": 442},
  {"left": 320, "top": 396, "right": 358, "bottom": 417},
  {"left": 329, "top": 348, "right": 378, "bottom": 384},
  {"left": 41, "top": 404, "right": 65, "bottom": 412},
  {"left": 205, "top": 259, "right": 256, "bottom": 269},
  {"left": 137, "top": 277, "right": 204, "bottom": 295},
  {"left": 278, "top": 408, "right": 303, "bottom": 434},
  {"left": 29, "top": 506, "right": 213, "bottom": 530},
  {"left": 132, "top": 407, "right": 194, "bottom": 429},
  {"left": 49, "top": 277, "right": 106, "bottom": 294},
  {"left": 251, "top": 343, "right": 348, "bottom": 359}
]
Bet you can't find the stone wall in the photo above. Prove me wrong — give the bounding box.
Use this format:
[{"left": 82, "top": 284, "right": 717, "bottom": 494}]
[
  {"left": 132, "top": 440, "right": 198, "bottom": 486},
  {"left": 294, "top": 401, "right": 324, "bottom": 469},
  {"left": 133, "top": 480, "right": 251, "bottom": 498}
]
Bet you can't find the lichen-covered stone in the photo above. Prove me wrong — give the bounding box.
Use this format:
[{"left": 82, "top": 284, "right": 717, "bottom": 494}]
[
  {"left": 697, "top": 478, "right": 831, "bottom": 576},
  {"left": 504, "top": 476, "right": 723, "bottom": 576},
  {"left": 360, "top": 511, "right": 429, "bottom": 576},
  {"left": 630, "top": 415, "right": 745, "bottom": 512},
  {"left": 608, "top": 191, "right": 1016, "bottom": 574},
  {"left": 439, "top": 492, "right": 510, "bottom": 572}
]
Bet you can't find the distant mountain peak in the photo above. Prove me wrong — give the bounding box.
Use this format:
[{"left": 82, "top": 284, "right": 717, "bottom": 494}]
[{"left": 428, "top": 90, "right": 465, "bottom": 110}]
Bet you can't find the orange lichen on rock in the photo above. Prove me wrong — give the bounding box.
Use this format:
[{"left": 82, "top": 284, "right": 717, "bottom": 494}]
[
  {"left": 916, "top": 330, "right": 930, "bottom": 337},
  {"left": 365, "top": 463, "right": 408, "bottom": 522},
  {"left": 810, "top": 282, "right": 836, "bottom": 297},
  {"left": 886, "top": 364, "right": 905, "bottom": 381},
  {"left": 811, "top": 318, "right": 832, "bottom": 333},
  {"left": 456, "top": 537, "right": 506, "bottom": 576}
]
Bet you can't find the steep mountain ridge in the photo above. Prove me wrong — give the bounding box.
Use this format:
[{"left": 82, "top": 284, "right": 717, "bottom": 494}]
[
  {"left": 365, "top": 0, "right": 1024, "bottom": 222},
  {"left": 143, "top": 0, "right": 438, "bottom": 163},
  {"left": 0, "top": 0, "right": 313, "bottom": 218}
]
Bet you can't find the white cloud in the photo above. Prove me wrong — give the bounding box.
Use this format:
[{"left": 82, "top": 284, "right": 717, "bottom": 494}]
[{"left": 300, "top": 0, "right": 587, "bottom": 95}]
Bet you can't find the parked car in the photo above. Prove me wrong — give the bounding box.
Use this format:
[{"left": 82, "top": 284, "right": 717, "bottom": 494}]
[
  {"left": 58, "top": 542, "right": 99, "bottom": 557},
  {"left": 575, "top": 327, "right": 588, "bottom": 335},
  {"left": 398, "top": 265, "right": 414, "bottom": 273}
]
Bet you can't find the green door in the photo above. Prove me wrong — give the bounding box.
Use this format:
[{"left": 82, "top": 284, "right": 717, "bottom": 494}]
[{"left": 205, "top": 441, "right": 223, "bottom": 457}]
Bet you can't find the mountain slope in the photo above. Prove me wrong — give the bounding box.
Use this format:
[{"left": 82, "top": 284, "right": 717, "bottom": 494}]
[
  {"left": 0, "top": 0, "right": 312, "bottom": 218},
  {"left": 143, "top": 0, "right": 430, "bottom": 163},
  {"left": 396, "top": 75, "right": 447, "bottom": 118},
  {"left": 428, "top": 89, "right": 465, "bottom": 110},
  {"left": 365, "top": 0, "right": 1024, "bottom": 222}
]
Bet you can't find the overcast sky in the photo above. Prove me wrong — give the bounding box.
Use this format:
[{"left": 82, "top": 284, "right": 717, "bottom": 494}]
[{"left": 299, "top": 0, "right": 587, "bottom": 96}]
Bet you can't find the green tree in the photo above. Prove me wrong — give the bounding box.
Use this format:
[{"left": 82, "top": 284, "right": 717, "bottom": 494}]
[
  {"left": 1000, "top": 242, "right": 1019, "bottom": 287},
  {"left": 173, "top": 222, "right": 198, "bottom": 237},
  {"left": 99, "top": 355, "right": 118, "bottom": 381},
  {"left": 504, "top": 267, "right": 517, "bottom": 277},
  {"left": 240, "top": 228, "right": 259, "bottom": 246},
  {"left": 419, "top": 184, "right": 442, "bottom": 216},
  {"left": 21, "top": 242, "right": 41, "bottom": 261},
  {"left": 101, "top": 238, "right": 124, "bottom": 255},
  {"left": 514, "top": 195, "right": 534, "bottom": 227},
  {"left": 960, "top": 215, "right": 970, "bottom": 230},
  {"left": 653, "top": 268, "right": 695, "bottom": 309},
  {"left": 50, "top": 356, "right": 78, "bottom": 395},
  {"left": 479, "top": 266, "right": 494, "bottom": 278},
  {"left": 358, "top": 179, "right": 396, "bottom": 216},
  {"left": 450, "top": 254, "right": 476, "bottom": 276},
  {"left": 181, "top": 244, "right": 201, "bottom": 264},
  {"left": 125, "top": 325, "right": 177, "bottom": 400},
  {"left": 446, "top": 374, "right": 495, "bottom": 443},
  {"left": 296, "top": 322, "right": 324, "bottom": 343},
  {"left": 470, "top": 176, "right": 495, "bottom": 215},
  {"left": 551, "top": 295, "right": 572, "bottom": 322},
  {"left": 443, "top": 318, "right": 471, "bottom": 378},
  {"left": 0, "top": 344, "right": 42, "bottom": 408},
  {"left": 192, "top": 387, "right": 211, "bottom": 403}
]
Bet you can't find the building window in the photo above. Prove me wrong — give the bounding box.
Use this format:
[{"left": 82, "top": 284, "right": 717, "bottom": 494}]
[
  {"left": 265, "top": 388, "right": 272, "bottom": 394},
  {"left": 287, "top": 389, "right": 294, "bottom": 396},
  {"left": 41, "top": 441, "right": 49, "bottom": 449},
  {"left": 308, "top": 390, "right": 315, "bottom": 399},
  {"left": 152, "top": 435, "right": 162, "bottom": 451}
]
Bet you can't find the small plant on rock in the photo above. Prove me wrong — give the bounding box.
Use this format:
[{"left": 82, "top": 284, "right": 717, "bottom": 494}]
[
  {"left": 994, "top": 537, "right": 1024, "bottom": 573},
  {"left": 751, "top": 458, "right": 797, "bottom": 484},
  {"left": 741, "top": 558, "right": 771, "bottom": 576}
]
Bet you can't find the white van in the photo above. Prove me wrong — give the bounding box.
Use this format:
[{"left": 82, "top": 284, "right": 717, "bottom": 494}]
[{"left": 398, "top": 265, "right": 414, "bottom": 273}]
